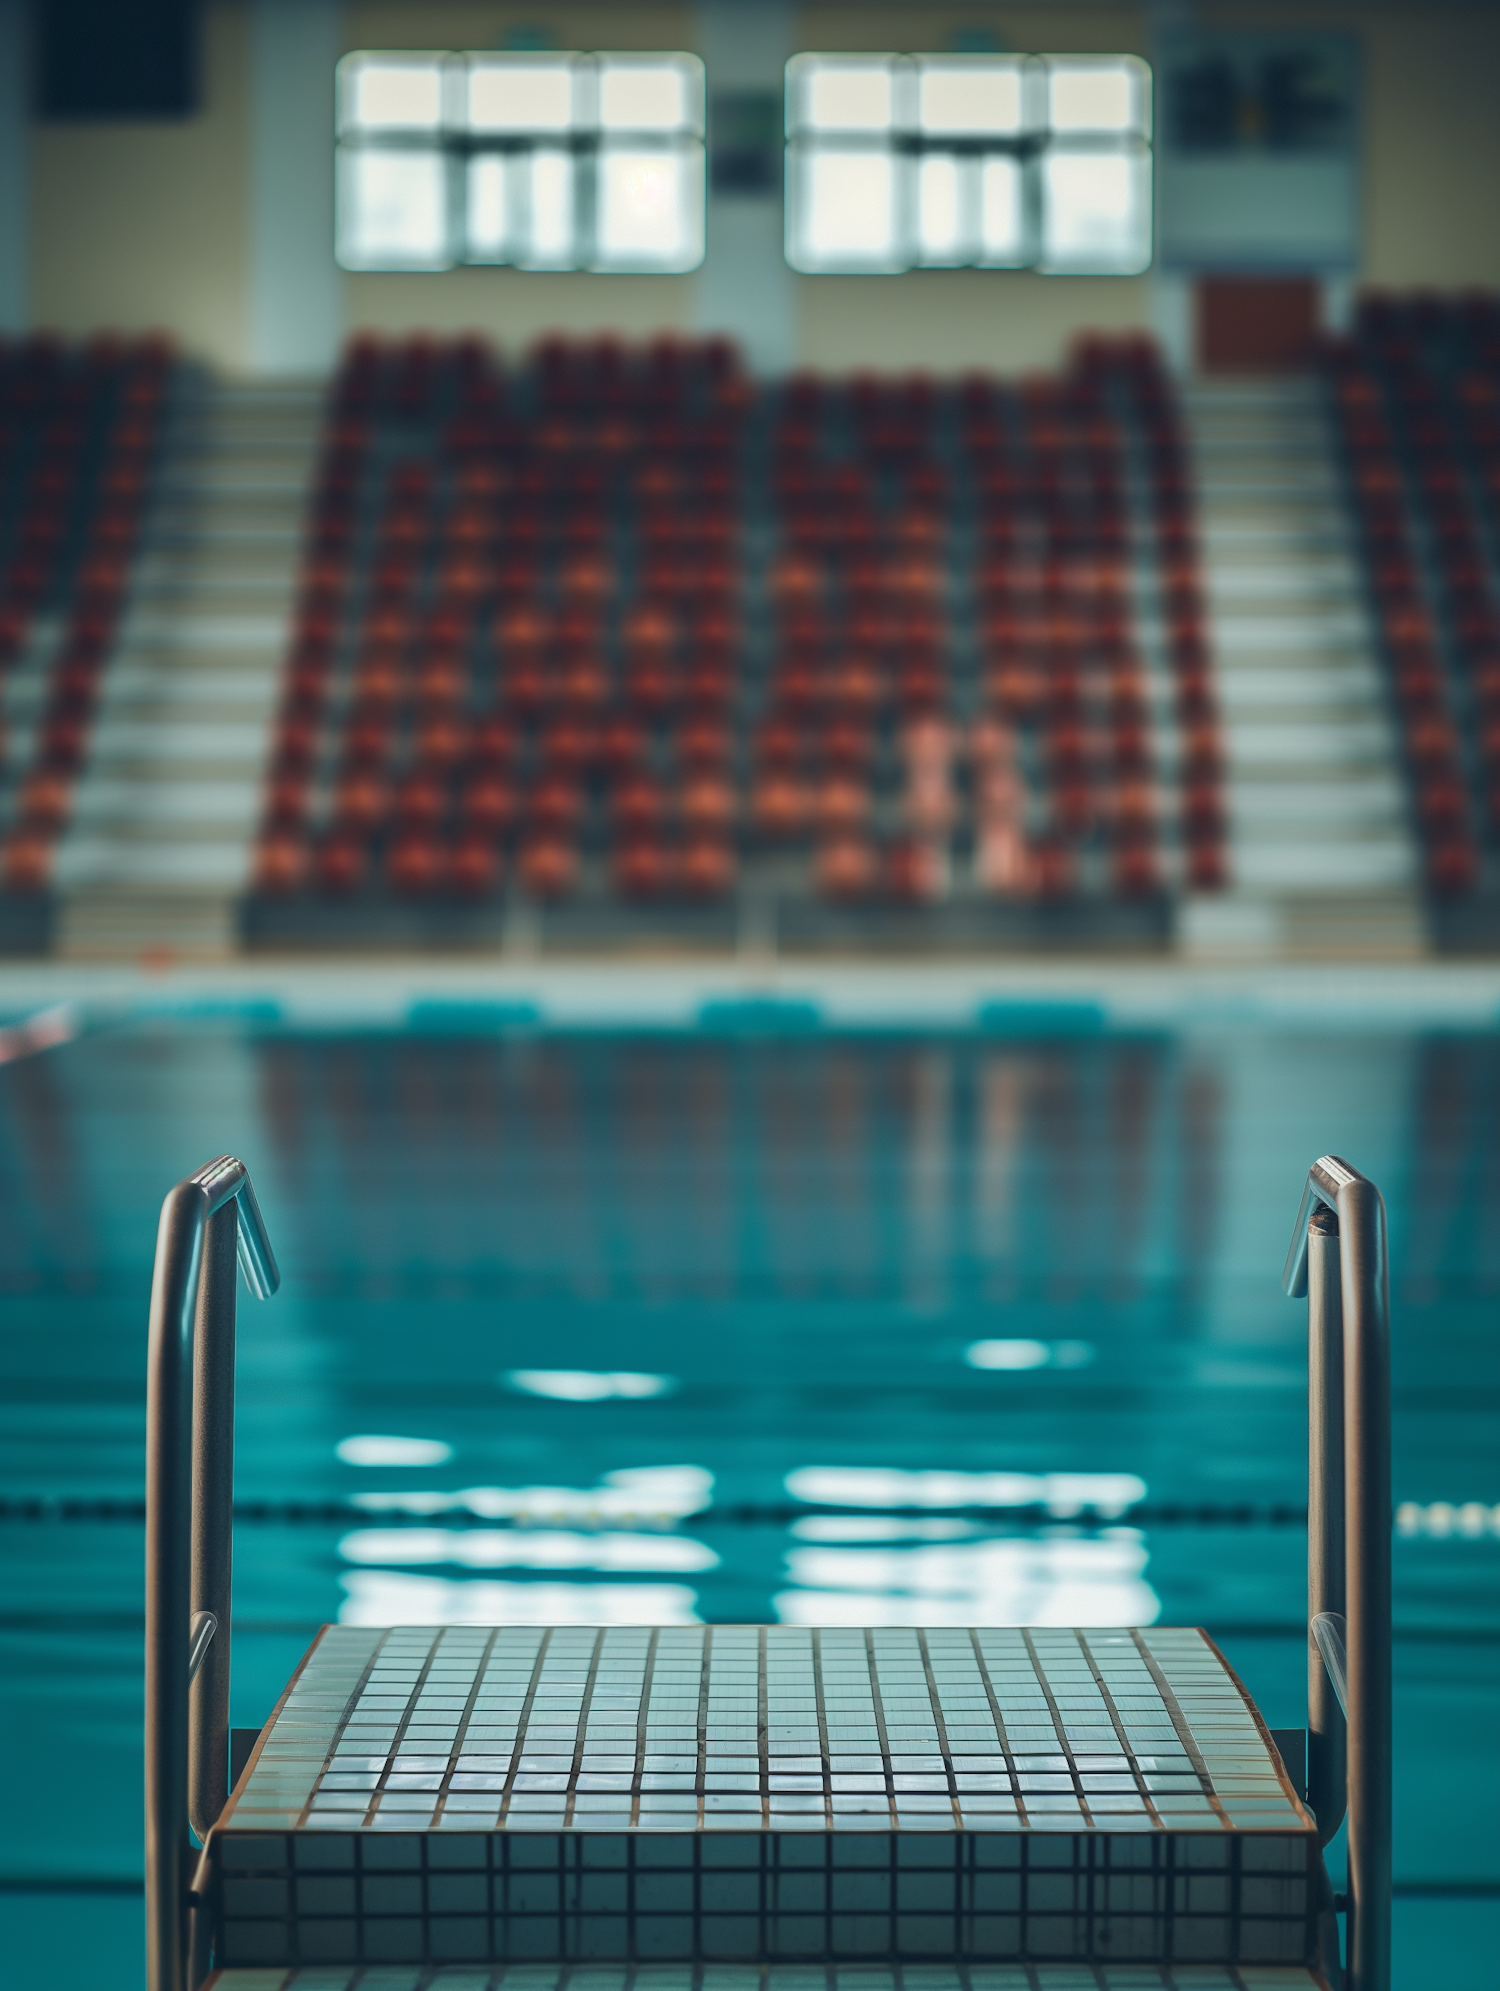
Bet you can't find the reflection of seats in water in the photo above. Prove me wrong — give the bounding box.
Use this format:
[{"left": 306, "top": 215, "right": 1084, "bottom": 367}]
[
  {"left": 247, "top": 333, "right": 1228, "bottom": 943},
  {"left": 147, "top": 1153, "right": 1386, "bottom": 1989}
]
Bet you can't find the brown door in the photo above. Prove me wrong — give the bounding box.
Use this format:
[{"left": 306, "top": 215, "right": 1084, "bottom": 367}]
[{"left": 1197, "top": 277, "right": 1320, "bottom": 372}]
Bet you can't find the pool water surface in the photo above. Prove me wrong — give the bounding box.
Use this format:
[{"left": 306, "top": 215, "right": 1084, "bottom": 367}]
[{"left": 0, "top": 1023, "right": 1495, "bottom": 1984}]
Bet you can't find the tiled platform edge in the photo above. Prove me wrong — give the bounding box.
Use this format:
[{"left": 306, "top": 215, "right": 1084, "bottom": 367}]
[
  {"left": 207, "top": 1627, "right": 1320, "bottom": 1972},
  {"left": 203, "top": 1966, "right": 1333, "bottom": 1989}
]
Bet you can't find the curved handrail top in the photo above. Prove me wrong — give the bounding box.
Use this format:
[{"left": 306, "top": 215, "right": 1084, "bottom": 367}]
[
  {"left": 185, "top": 1155, "right": 280, "bottom": 1300},
  {"left": 1282, "top": 1153, "right": 1367, "bottom": 1298}
]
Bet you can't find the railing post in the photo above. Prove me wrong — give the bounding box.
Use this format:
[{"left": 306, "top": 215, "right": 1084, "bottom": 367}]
[
  {"left": 1340, "top": 1176, "right": 1392, "bottom": 1991},
  {"left": 1306, "top": 1204, "right": 1347, "bottom": 1844},
  {"left": 145, "top": 1158, "right": 279, "bottom": 1991},
  {"left": 144, "top": 1186, "right": 204, "bottom": 1991},
  {"left": 1284, "top": 1155, "right": 1392, "bottom": 1991},
  {"left": 189, "top": 1202, "right": 239, "bottom": 1840}
]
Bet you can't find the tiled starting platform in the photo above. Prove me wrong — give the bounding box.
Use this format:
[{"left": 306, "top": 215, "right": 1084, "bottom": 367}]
[
  {"left": 203, "top": 1625, "right": 1322, "bottom": 1979},
  {"left": 204, "top": 1970, "right": 1332, "bottom": 1990}
]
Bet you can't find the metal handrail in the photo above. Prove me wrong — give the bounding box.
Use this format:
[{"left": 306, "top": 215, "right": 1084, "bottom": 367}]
[
  {"left": 1283, "top": 1154, "right": 1391, "bottom": 1991},
  {"left": 145, "top": 1157, "right": 279, "bottom": 1991}
]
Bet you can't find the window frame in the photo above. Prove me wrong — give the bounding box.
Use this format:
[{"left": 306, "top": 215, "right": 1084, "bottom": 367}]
[
  {"left": 335, "top": 49, "right": 707, "bottom": 275},
  {"left": 784, "top": 51, "right": 1153, "bottom": 277}
]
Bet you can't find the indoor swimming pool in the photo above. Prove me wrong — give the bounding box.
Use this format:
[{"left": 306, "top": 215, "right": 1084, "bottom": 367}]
[{"left": 0, "top": 1020, "right": 1495, "bottom": 1984}]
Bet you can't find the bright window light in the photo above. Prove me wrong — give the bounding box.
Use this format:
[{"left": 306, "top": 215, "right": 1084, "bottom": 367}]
[
  {"left": 1042, "top": 148, "right": 1152, "bottom": 272},
  {"left": 793, "top": 149, "right": 896, "bottom": 268},
  {"left": 917, "top": 59, "right": 1024, "bottom": 135},
  {"left": 528, "top": 149, "right": 576, "bottom": 266},
  {"left": 917, "top": 154, "right": 962, "bottom": 262},
  {"left": 336, "top": 1433, "right": 455, "bottom": 1467},
  {"left": 965, "top": 1338, "right": 1096, "bottom": 1370},
  {"left": 979, "top": 155, "right": 1026, "bottom": 264},
  {"left": 1048, "top": 57, "right": 1150, "bottom": 136},
  {"left": 339, "top": 1570, "right": 702, "bottom": 1626},
  {"left": 338, "top": 1527, "right": 718, "bottom": 1572},
  {"left": 598, "top": 146, "right": 703, "bottom": 266},
  {"left": 341, "top": 56, "right": 444, "bottom": 132},
  {"left": 802, "top": 58, "right": 894, "bottom": 131},
  {"left": 467, "top": 56, "right": 573, "bottom": 131},
  {"left": 786, "top": 51, "right": 1152, "bottom": 276},
  {"left": 336, "top": 49, "right": 704, "bottom": 272},
  {"left": 466, "top": 155, "right": 507, "bottom": 259},
  {"left": 599, "top": 60, "right": 694, "bottom": 130},
  {"left": 501, "top": 1368, "right": 677, "bottom": 1400},
  {"left": 336, "top": 149, "right": 449, "bottom": 269}
]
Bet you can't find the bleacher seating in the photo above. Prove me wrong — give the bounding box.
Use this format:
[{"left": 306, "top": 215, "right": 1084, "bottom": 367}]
[
  {"left": 0, "top": 334, "right": 173, "bottom": 894},
  {"left": 1325, "top": 291, "right": 1500, "bottom": 902},
  {"left": 250, "top": 331, "right": 1226, "bottom": 941}
]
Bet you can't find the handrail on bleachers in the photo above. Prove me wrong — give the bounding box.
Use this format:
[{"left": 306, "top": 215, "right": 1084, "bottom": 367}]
[
  {"left": 1283, "top": 1155, "right": 1393, "bottom": 1991},
  {"left": 144, "top": 1158, "right": 279, "bottom": 1991}
]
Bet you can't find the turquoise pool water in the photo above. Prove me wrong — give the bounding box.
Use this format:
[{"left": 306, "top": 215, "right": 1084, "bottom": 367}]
[{"left": 0, "top": 1023, "right": 1495, "bottom": 1983}]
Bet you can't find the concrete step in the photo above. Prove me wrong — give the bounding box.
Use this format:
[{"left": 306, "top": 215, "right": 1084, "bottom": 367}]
[
  {"left": 68, "top": 778, "right": 262, "bottom": 830},
  {"left": 1224, "top": 719, "right": 1397, "bottom": 769},
  {"left": 1181, "top": 889, "right": 1425, "bottom": 960},
  {"left": 1216, "top": 669, "right": 1389, "bottom": 712},
  {"left": 1229, "top": 778, "right": 1407, "bottom": 833},
  {"left": 55, "top": 837, "right": 251, "bottom": 889},
  {"left": 1232, "top": 842, "right": 1414, "bottom": 889},
  {"left": 55, "top": 886, "right": 238, "bottom": 959}
]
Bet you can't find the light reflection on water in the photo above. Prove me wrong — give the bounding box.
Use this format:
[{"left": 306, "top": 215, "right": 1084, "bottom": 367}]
[{"left": 0, "top": 1021, "right": 1496, "bottom": 1951}]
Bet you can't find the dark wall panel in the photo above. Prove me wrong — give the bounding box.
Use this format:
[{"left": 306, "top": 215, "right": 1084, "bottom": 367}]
[{"left": 36, "top": 0, "right": 200, "bottom": 121}]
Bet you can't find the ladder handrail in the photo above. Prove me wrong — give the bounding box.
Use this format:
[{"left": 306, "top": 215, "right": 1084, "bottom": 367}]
[
  {"left": 145, "top": 1157, "right": 279, "bottom": 1991},
  {"left": 1283, "top": 1154, "right": 1391, "bottom": 1991}
]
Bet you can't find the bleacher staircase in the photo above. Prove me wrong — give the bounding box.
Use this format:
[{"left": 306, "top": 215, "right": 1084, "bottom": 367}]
[
  {"left": 52, "top": 375, "right": 316, "bottom": 958},
  {"left": 1182, "top": 378, "right": 1426, "bottom": 958}
]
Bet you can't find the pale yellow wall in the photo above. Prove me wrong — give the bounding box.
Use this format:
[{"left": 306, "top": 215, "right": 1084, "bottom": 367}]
[
  {"left": 343, "top": 270, "right": 695, "bottom": 352},
  {"left": 30, "top": 2, "right": 250, "bottom": 364},
  {"left": 1356, "top": 11, "right": 1500, "bottom": 286},
  {"left": 19, "top": 1, "right": 1500, "bottom": 374},
  {"left": 798, "top": 271, "right": 1152, "bottom": 375}
]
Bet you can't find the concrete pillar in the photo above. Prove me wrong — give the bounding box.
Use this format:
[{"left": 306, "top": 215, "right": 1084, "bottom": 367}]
[
  {"left": 248, "top": 0, "right": 342, "bottom": 374},
  {"left": 1150, "top": 270, "right": 1194, "bottom": 374},
  {"left": 0, "top": 0, "right": 28, "bottom": 334},
  {"left": 692, "top": 0, "right": 796, "bottom": 376}
]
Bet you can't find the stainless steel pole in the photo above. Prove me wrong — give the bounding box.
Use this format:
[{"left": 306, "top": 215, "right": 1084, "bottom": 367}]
[
  {"left": 144, "top": 1185, "right": 204, "bottom": 1991},
  {"left": 1306, "top": 1204, "right": 1347, "bottom": 1845},
  {"left": 1283, "top": 1155, "right": 1392, "bottom": 1991},
  {"left": 1339, "top": 1174, "right": 1392, "bottom": 1991},
  {"left": 189, "top": 1202, "right": 238, "bottom": 1841},
  {"left": 145, "top": 1158, "right": 279, "bottom": 1991}
]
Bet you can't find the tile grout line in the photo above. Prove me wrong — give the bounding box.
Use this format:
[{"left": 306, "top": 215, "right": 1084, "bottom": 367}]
[
  {"left": 430, "top": 1625, "right": 500, "bottom": 1828},
  {"left": 861, "top": 1626, "right": 899, "bottom": 1834},
  {"left": 967, "top": 1629, "right": 1029, "bottom": 1829},
  {"left": 1021, "top": 1627, "right": 1100, "bottom": 1832},
  {"left": 810, "top": 1626, "right": 834, "bottom": 1834},
  {"left": 1130, "top": 1629, "right": 1234, "bottom": 1832},
  {"left": 358, "top": 1627, "right": 442, "bottom": 1831},
  {"left": 562, "top": 1628, "right": 608, "bottom": 1828},
  {"left": 914, "top": 1626, "right": 964, "bottom": 1831},
  {"left": 496, "top": 1627, "right": 555, "bottom": 1828},
  {"left": 1072, "top": 1628, "right": 1165, "bottom": 1828},
  {"left": 629, "top": 1624, "right": 661, "bottom": 1830}
]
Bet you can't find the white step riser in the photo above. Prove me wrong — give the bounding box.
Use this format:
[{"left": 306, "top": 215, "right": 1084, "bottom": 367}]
[
  {"left": 1188, "top": 380, "right": 1420, "bottom": 945},
  {"left": 54, "top": 380, "right": 307, "bottom": 950}
]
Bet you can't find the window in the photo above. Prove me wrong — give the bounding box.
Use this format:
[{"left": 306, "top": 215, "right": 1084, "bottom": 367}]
[
  {"left": 335, "top": 50, "right": 706, "bottom": 273},
  {"left": 785, "top": 53, "right": 1151, "bottom": 275}
]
